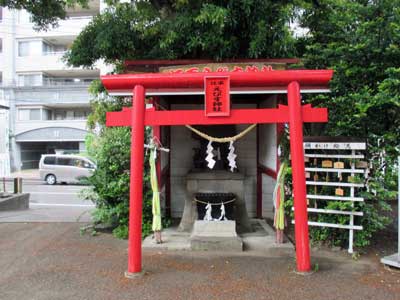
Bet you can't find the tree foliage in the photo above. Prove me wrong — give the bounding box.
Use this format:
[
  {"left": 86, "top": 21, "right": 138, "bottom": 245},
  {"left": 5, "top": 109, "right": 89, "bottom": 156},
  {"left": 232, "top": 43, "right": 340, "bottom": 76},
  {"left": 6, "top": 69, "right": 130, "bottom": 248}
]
[
  {"left": 67, "top": 0, "right": 297, "bottom": 67},
  {"left": 0, "top": 0, "right": 89, "bottom": 30},
  {"left": 296, "top": 0, "right": 400, "bottom": 248}
]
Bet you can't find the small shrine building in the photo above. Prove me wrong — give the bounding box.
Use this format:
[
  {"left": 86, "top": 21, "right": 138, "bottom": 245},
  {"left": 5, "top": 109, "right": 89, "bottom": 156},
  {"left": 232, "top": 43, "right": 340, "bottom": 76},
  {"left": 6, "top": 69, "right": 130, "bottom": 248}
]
[{"left": 101, "top": 59, "right": 333, "bottom": 277}]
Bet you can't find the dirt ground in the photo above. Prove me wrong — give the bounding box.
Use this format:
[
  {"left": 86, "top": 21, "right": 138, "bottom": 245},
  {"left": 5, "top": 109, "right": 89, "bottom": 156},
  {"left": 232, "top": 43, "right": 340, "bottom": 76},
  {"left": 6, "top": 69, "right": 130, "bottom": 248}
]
[{"left": 0, "top": 223, "right": 399, "bottom": 300}]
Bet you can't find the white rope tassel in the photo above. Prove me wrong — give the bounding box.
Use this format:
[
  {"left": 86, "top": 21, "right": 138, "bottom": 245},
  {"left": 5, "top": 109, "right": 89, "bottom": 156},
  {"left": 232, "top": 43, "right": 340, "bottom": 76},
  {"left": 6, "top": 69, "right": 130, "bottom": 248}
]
[
  {"left": 218, "top": 203, "right": 228, "bottom": 221},
  {"left": 227, "top": 141, "right": 237, "bottom": 172},
  {"left": 205, "top": 141, "right": 216, "bottom": 169},
  {"left": 204, "top": 202, "right": 213, "bottom": 221}
]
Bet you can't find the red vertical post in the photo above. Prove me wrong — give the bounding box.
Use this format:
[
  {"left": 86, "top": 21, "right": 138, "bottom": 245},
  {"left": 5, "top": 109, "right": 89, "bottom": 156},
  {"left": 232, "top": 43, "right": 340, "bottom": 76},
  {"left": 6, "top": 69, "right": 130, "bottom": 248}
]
[
  {"left": 256, "top": 121, "right": 262, "bottom": 219},
  {"left": 126, "top": 85, "right": 146, "bottom": 277},
  {"left": 288, "top": 81, "right": 311, "bottom": 273}
]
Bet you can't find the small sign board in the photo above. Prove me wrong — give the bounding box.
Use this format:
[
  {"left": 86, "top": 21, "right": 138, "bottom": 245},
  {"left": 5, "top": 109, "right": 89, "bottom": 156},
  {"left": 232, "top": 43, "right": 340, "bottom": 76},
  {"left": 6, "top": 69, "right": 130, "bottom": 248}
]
[
  {"left": 205, "top": 76, "right": 230, "bottom": 117},
  {"left": 304, "top": 142, "right": 366, "bottom": 150},
  {"left": 322, "top": 160, "right": 333, "bottom": 168},
  {"left": 334, "top": 161, "right": 345, "bottom": 169}
]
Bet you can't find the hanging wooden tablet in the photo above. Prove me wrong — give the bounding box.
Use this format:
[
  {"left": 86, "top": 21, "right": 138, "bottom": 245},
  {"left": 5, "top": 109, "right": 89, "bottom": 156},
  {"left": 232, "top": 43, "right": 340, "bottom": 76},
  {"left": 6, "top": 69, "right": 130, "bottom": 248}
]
[
  {"left": 334, "top": 161, "right": 345, "bottom": 169},
  {"left": 356, "top": 161, "right": 368, "bottom": 169},
  {"left": 322, "top": 160, "right": 333, "bottom": 168},
  {"left": 304, "top": 156, "right": 310, "bottom": 163},
  {"left": 313, "top": 158, "right": 317, "bottom": 166},
  {"left": 335, "top": 187, "right": 344, "bottom": 196},
  {"left": 305, "top": 171, "right": 310, "bottom": 179}
]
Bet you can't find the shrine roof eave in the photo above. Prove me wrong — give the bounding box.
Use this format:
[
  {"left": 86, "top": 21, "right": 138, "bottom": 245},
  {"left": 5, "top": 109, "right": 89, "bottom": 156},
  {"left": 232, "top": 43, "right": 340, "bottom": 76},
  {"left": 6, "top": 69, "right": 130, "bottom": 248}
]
[{"left": 101, "top": 69, "right": 333, "bottom": 96}]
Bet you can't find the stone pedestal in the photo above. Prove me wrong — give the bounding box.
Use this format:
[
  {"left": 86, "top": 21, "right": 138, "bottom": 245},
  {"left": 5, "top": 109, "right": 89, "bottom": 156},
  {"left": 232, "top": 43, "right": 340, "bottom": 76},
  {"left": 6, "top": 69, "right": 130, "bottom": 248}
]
[
  {"left": 190, "top": 220, "right": 243, "bottom": 251},
  {"left": 178, "top": 170, "right": 252, "bottom": 233}
]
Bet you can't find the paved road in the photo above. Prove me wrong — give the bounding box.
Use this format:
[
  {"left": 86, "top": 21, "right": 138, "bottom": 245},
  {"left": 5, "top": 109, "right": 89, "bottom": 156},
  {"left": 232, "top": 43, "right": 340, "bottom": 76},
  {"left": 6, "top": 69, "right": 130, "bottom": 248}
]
[
  {"left": 0, "top": 223, "right": 399, "bottom": 300},
  {"left": 0, "top": 179, "right": 95, "bottom": 222}
]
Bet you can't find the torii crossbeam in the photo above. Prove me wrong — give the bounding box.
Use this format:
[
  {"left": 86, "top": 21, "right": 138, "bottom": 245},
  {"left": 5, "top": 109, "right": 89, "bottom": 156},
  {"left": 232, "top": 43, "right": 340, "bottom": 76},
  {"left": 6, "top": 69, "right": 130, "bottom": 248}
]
[{"left": 101, "top": 69, "right": 333, "bottom": 277}]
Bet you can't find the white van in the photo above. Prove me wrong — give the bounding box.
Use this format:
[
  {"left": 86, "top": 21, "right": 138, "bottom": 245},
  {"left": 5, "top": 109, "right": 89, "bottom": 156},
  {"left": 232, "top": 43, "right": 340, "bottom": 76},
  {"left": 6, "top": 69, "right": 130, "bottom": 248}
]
[{"left": 39, "top": 154, "right": 96, "bottom": 185}]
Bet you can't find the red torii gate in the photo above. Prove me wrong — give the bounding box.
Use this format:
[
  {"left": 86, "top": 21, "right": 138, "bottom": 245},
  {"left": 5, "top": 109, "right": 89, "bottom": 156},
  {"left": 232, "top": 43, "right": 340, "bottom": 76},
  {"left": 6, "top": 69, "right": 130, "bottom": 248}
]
[{"left": 101, "top": 69, "right": 333, "bottom": 277}]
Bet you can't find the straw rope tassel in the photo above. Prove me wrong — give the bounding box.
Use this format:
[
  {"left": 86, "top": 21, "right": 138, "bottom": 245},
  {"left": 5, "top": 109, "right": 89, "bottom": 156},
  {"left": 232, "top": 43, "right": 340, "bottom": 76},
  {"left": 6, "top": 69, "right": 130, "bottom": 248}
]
[
  {"left": 185, "top": 124, "right": 257, "bottom": 143},
  {"left": 273, "top": 163, "right": 287, "bottom": 230},
  {"left": 149, "top": 148, "right": 162, "bottom": 232}
]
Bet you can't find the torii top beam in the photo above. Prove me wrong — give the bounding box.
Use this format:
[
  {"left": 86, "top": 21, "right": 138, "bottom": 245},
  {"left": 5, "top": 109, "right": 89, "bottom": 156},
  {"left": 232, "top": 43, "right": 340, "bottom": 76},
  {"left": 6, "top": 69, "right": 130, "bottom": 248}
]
[{"left": 101, "top": 70, "right": 333, "bottom": 96}]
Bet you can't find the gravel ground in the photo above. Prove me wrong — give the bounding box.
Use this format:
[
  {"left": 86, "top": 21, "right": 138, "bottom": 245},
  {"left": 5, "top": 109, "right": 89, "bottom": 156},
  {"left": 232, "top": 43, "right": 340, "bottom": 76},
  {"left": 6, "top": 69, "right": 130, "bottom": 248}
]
[{"left": 0, "top": 223, "right": 399, "bottom": 300}]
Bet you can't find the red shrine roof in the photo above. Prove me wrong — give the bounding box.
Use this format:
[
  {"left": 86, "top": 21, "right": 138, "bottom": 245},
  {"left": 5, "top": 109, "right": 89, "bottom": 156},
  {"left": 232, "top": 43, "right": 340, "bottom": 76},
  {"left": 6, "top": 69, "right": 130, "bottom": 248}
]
[{"left": 102, "top": 59, "right": 333, "bottom": 96}]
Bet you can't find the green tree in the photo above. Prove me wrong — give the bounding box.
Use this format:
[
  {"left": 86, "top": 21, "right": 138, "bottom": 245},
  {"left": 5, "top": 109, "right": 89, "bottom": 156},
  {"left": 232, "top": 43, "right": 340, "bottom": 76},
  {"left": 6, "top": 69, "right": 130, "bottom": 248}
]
[
  {"left": 295, "top": 0, "right": 400, "bottom": 248},
  {"left": 0, "top": 0, "right": 89, "bottom": 29},
  {"left": 66, "top": 0, "right": 297, "bottom": 67}
]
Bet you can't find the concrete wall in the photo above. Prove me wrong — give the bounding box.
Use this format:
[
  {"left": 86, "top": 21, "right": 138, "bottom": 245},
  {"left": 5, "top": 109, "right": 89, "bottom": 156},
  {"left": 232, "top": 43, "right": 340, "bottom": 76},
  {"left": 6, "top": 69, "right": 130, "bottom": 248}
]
[{"left": 259, "top": 96, "right": 278, "bottom": 217}]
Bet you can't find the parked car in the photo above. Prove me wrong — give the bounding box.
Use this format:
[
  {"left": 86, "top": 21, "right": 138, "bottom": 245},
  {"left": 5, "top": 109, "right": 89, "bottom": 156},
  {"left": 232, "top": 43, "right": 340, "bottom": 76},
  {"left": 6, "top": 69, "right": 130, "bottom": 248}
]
[{"left": 39, "top": 154, "right": 96, "bottom": 185}]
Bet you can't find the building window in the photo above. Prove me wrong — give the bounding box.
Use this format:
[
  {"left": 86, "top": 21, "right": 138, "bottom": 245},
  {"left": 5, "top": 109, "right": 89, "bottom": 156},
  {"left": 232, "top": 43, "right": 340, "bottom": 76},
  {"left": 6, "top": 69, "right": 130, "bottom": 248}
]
[
  {"left": 0, "top": 7, "right": 3, "bottom": 23},
  {"left": 18, "top": 41, "right": 31, "bottom": 57},
  {"left": 42, "top": 109, "right": 52, "bottom": 120},
  {"left": 0, "top": 72, "right": 2, "bottom": 85},
  {"left": 74, "top": 110, "right": 89, "bottom": 120},
  {"left": 18, "top": 108, "right": 41, "bottom": 121},
  {"left": 0, "top": 38, "right": 2, "bottom": 53},
  {"left": 18, "top": 74, "right": 42, "bottom": 86},
  {"left": 42, "top": 41, "right": 53, "bottom": 55}
]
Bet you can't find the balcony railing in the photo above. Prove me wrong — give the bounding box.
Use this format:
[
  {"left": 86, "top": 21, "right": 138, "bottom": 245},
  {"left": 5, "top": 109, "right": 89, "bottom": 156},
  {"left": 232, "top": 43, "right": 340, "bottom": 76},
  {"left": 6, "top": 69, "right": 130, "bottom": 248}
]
[
  {"left": 42, "top": 78, "right": 95, "bottom": 86},
  {"left": 42, "top": 51, "right": 67, "bottom": 56}
]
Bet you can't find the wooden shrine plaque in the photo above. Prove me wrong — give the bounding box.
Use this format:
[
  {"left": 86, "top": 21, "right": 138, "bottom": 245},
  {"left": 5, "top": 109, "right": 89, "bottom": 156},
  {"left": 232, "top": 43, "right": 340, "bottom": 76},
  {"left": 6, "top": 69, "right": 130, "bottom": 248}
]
[
  {"left": 322, "top": 160, "right": 333, "bottom": 168},
  {"left": 356, "top": 161, "right": 368, "bottom": 169},
  {"left": 333, "top": 161, "right": 345, "bottom": 169},
  {"left": 204, "top": 76, "right": 230, "bottom": 117},
  {"left": 305, "top": 172, "right": 310, "bottom": 179},
  {"left": 304, "top": 156, "right": 310, "bottom": 163},
  {"left": 335, "top": 188, "right": 344, "bottom": 196}
]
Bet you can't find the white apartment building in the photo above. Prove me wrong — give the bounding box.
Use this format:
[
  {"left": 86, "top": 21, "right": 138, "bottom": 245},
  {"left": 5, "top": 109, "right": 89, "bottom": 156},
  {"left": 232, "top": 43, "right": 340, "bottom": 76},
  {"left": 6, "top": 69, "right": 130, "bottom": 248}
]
[{"left": 0, "top": 1, "right": 102, "bottom": 171}]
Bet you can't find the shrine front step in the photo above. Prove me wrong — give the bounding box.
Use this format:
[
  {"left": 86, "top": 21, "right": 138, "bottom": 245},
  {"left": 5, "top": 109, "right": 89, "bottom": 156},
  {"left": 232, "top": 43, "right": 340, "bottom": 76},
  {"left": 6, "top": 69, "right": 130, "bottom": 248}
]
[
  {"left": 190, "top": 236, "right": 243, "bottom": 251},
  {"left": 190, "top": 220, "right": 243, "bottom": 251}
]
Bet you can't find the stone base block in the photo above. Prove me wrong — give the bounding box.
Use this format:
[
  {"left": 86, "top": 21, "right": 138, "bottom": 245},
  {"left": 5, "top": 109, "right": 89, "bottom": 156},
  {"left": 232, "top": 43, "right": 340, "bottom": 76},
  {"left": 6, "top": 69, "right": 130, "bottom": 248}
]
[
  {"left": 190, "top": 236, "right": 243, "bottom": 251},
  {"left": 190, "top": 220, "right": 243, "bottom": 251},
  {"left": 0, "top": 193, "right": 30, "bottom": 211},
  {"left": 191, "top": 220, "right": 237, "bottom": 237}
]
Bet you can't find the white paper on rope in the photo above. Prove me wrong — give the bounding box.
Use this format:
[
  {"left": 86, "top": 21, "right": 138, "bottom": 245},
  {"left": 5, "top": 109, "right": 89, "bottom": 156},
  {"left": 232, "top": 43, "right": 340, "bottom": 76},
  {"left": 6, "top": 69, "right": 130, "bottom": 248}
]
[
  {"left": 206, "top": 141, "right": 216, "bottom": 169},
  {"left": 227, "top": 141, "right": 237, "bottom": 172}
]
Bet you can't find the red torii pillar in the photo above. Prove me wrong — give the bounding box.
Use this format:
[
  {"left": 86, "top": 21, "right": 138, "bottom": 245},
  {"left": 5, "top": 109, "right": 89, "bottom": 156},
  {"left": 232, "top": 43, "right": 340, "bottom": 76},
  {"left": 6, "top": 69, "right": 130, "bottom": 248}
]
[
  {"left": 103, "top": 70, "right": 333, "bottom": 277},
  {"left": 288, "top": 81, "right": 310, "bottom": 272},
  {"left": 126, "top": 85, "right": 146, "bottom": 277}
]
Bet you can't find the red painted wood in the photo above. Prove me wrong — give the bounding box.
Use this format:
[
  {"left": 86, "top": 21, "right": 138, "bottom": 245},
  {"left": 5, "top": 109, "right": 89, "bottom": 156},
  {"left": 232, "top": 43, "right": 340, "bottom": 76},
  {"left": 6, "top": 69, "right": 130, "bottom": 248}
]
[
  {"left": 256, "top": 113, "right": 261, "bottom": 219},
  {"left": 165, "top": 124, "right": 171, "bottom": 218},
  {"left": 127, "top": 85, "right": 146, "bottom": 275},
  {"left": 288, "top": 81, "right": 311, "bottom": 273},
  {"left": 106, "top": 105, "right": 327, "bottom": 127},
  {"left": 101, "top": 70, "right": 333, "bottom": 91},
  {"left": 205, "top": 76, "right": 230, "bottom": 117},
  {"left": 258, "top": 164, "right": 278, "bottom": 179}
]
